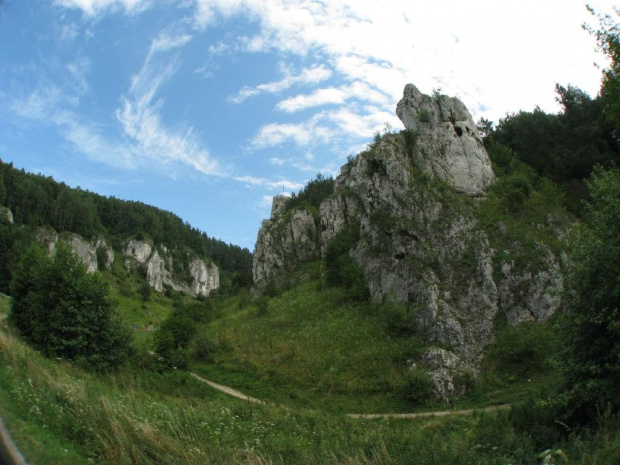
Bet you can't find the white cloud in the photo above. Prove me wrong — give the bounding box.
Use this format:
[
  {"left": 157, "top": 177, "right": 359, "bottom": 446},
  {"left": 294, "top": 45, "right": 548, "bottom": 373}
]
[
  {"left": 150, "top": 32, "right": 192, "bottom": 54},
  {"left": 58, "top": 22, "right": 80, "bottom": 41},
  {"left": 54, "top": 0, "right": 151, "bottom": 16},
  {"left": 269, "top": 157, "right": 286, "bottom": 165},
  {"left": 193, "top": 0, "right": 615, "bottom": 126},
  {"left": 276, "top": 81, "right": 390, "bottom": 113},
  {"left": 250, "top": 116, "right": 334, "bottom": 149},
  {"left": 7, "top": 81, "right": 135, "bottom": 169},
  {"left": 234, "top": 175, "right": 303, "bottom": 191},
  {"left": 228, "top": 63, "right": 332, "bottom": 103},
  {"left": 66, "top": 58, "right": 91, "bottom": 96}
]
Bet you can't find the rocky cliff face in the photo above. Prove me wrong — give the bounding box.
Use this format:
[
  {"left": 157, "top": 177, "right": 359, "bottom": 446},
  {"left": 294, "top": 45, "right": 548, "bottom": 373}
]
[
  {"left": 125, "top": 239, "right": 219, "bottom": 297},
  {"left": 252, "top": 205, "right": 319, "bottom": 292},
  {"left": 252, "top": 84, "right": 564, "bottom": 401}
]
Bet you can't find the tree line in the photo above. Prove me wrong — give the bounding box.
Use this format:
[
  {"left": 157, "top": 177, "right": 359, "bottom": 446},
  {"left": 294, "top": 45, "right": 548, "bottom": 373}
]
[{"left": 0, "top": 160, "right": 253, "bottom": 293}]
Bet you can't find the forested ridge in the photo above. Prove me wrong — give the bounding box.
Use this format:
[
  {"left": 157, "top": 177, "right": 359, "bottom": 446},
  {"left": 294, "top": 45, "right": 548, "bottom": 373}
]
[{"left": 0, "top": 159, "right": 253, "bottom": 293}]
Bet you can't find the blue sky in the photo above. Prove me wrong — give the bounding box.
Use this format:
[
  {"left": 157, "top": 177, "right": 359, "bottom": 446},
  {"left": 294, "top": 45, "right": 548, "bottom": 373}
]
[{"left": 0, "top": 0, "right": 615, "bottom": 251}]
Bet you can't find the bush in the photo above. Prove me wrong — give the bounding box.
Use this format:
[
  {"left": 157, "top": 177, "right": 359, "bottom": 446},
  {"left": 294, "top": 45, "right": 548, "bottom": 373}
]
[
  {"left": 9, "top": 242, "right": 132, "bottom": 370},
  {"left": 380, "top": 300, "right": 414, "bottom": 336},
  {"left": 401, "top": 129, "right": 419, "bottom": 154},
  {"left": 285, "top": 173, "right": 334, "bottom": 214},
  {"left": 403, "top": 367, "right": 434, "bottom": 404},
  {"left": 255, "top": 296, "right": 269, "bottom": 316},
  {"left": 323, "top": 224, "right": 369, "bottom": 301},
  {"left": 96, "top": 245, "right": 108, "bottom": 271},
  {"left": 485, "top": 321, "right": 556, "bottom": 380},
  {"left": 559, "top": 166, "right": 620, "bottom": 423}
]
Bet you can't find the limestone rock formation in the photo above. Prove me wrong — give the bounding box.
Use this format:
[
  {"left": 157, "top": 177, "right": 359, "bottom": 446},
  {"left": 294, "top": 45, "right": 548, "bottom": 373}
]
[
  {"left": 498, "top": 250, "right": 563, "bottom": 324},
  {"left": 396, "top": 84, "right": 495, "bottom": 196},
  {"left": 252, "top": 84, "right": 565, "bottom": 400},
  {"left": 0, "top": 207, "right": 13, "bottom": 225},
  {"left": 253, "top": 84, "right": 563, "bottom": 401},
  {"left": 252, "top": 195, "right": 320, "bottom": 292},
  {"left": 38, "top": 229, "right": 114, "bottom": 273},
  {"left": 124, "top": 239, "right": 219, "bottom": 297}
]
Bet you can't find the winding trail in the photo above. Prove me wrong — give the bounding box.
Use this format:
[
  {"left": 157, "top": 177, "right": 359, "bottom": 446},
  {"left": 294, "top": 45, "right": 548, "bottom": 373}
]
[
  {"left": 189, "top": 373, "right": 266, "bottom": 405},
  {"left": 189, "top": 372, "right": 510, "bottom": 420}
]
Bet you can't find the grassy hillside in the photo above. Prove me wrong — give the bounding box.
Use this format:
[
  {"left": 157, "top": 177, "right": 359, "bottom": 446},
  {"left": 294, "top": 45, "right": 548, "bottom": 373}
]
[
  {"left": 187, "top": 263, "right": 560, "bottom": 416},
  {"left": 2, "top": 294, "right": 620, "bottom": 464}
]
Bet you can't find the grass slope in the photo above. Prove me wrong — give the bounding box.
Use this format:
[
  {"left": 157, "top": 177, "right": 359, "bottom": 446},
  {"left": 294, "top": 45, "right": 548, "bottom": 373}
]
[
  {"left": 190, "top": 271, "right": 561, "bottom": 416},
  {"left": 2, "top": 292, "right": 620, "bottom": 463}
]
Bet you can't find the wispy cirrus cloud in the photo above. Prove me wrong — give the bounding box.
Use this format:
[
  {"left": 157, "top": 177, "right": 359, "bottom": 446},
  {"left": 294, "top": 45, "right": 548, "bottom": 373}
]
[
  {"left": 7, "top": 79, "right": 136, "bottom": 169},
  {"left": 116, "top": 32, "right": 222, "bottom": 176}
]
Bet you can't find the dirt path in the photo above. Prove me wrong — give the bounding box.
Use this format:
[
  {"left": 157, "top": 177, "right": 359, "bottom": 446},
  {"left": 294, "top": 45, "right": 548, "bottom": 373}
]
[
  {"left": 189, "top": 373, "right": 266, "bottom": 405},
  {"left": 189, "top": 372, "right": 510, "bottom": 419},
  {"left": 347, "top": 404, "right": 510, "bottom": 419}
]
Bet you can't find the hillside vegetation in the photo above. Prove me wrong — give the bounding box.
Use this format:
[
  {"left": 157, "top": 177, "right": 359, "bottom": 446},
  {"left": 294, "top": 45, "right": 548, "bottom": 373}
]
[
  {"left": 0, "top": 8, "right": 619, "bottom": 464},
  {"left": 2, "top": 294, "right": 620, "bottom": 464},
  {"left": 0, "top": 159, "right": 253, "bottom": 294}
]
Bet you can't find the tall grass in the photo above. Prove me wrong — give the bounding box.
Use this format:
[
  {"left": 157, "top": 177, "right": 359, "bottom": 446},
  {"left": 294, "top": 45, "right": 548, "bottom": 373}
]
[{"left": 2, "top": 294, "right": 619, "bottom": 464}]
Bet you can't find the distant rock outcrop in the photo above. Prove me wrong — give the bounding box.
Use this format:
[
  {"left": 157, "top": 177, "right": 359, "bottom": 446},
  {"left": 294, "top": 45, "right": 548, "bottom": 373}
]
[
  {"left": 252, "top": 84, "right": 565, "bottom": 401},
  {"left": 39, "top": 230, "right": 114, "bottom": 273},
  {"left": 125, "top": 239, "right": 219, "bottom": 297},
  {"left": 35, "top": 231, "right": 219, "bottom": 298},
  {"left": 0, "top": 207, "right": 13, "bottom": 225}
]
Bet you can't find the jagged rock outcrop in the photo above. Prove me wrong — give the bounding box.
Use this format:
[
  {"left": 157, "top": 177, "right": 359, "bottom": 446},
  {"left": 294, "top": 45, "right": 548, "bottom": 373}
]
[
  {"left": 252, "top": 84, "right": 564, "bottom": 401},
  {"left": 125, "top": 239, "right": 219, "bottom": 297},
  {"left": 38, "top": 229, "right": 114, "bottom": 273},
  {"left": 396, "top": 84, "right": 495, "bottom": 197}
]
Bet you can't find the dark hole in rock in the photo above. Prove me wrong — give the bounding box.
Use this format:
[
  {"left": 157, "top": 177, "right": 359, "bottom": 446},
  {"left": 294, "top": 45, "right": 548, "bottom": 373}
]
[{"left": 454, "top": 126, "right": 463, "bottom": 137}]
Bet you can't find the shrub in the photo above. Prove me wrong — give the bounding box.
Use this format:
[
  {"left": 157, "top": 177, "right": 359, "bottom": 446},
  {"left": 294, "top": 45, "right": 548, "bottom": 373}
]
[
  {"left": 401, "top": 128, "right": 419, "bottom": 154},
  {"left": 285, "top": 173, "right": 334, "bottom": 214},
  {"left": 559, "top": 166, "right": 620, "bottom": 423},
  {"left": 255, "top": 296, "right": 269, "bottom": 316},
  {"left": 485, "top": 321, "right": 556, "bottom": 380},
  {"left": 324, "top": 225, "right": 369, "bottom": 301},
  {"left": 417, "top": 108, "right": 431, "bottom": 123},
  {"left": 403, "top": 367, "right": 434, "bottom": 403},
  {"left": 95, "top": 245, "right": 108, "bottom": 271},
  {"left": 9, "top": 242, "right": 132, "bottom": 370},
  {"left": 380, "top": 300, "right": 414, "bottom": 336}
]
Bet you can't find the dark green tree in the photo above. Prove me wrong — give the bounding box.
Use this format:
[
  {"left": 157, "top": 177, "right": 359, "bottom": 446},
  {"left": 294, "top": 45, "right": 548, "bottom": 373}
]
[
  {"left": 585, "top": 6, "right": 620, "bottom": 129},
  {"left": 285, "top": 173, "right": 334, "bottom": 213},
  {"left": 559, "top": 166, "right": 620, "bottom": 422},
  {"left": 9, "top": 242, "right": 132, "bottom": 370},
  {"left": 154, "top": 313, "right": 195, "bottom": 369},
  {"left": 0, "top": 172, "right": 6, "bottom": 205}
]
